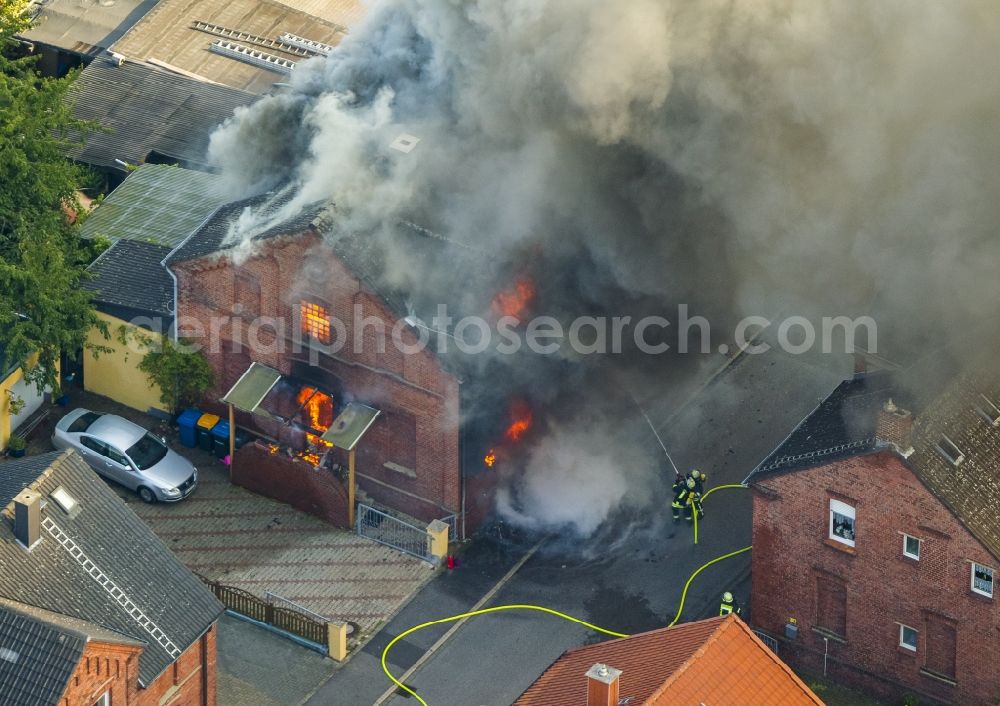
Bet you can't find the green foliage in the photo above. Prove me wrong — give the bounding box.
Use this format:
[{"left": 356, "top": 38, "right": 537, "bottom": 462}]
[
  {"left": 0, "top": 4, "right": 106, "bottom": 393},
  {"left": 5, "top": 390, "right": 24, "bottom": 417},
  {"left": 137, "top": 336, "right": 214, "bottom": 414},
  {"left": 6, "top": 434, "right": 26, "bottom": 451}
]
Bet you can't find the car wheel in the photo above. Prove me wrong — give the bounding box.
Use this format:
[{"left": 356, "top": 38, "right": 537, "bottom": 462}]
[{"left": 137, "top": 486, "right": 157, "bottom": 503}]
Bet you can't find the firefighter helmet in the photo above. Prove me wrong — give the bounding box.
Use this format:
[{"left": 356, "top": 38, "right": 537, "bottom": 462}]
[
  {"left": 690, "top": 469, "right": 702, "bottom": 480},
  {"left": 686, "top": 477, "right": 696, "bottom": 489},
  {"left": 723, "top": 592, "right": 734, "bottom": 603}
]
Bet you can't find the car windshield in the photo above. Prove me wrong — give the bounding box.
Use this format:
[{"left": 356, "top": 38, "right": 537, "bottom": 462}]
[
  {"left": 126, "top": 433, "right": 168, "bottom": 471},
  {"left": 68, "top": 412, "right": 102, "bottom": 434}
]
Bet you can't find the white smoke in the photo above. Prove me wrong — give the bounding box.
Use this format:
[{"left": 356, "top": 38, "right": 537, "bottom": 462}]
[{"left": 208, "top": 0, "right": 1000, "bottom": 534}]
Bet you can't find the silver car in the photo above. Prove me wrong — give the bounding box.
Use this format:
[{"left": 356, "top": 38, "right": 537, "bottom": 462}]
[{"left": 52, "top": 408, "right": 197, "bottom": 502}]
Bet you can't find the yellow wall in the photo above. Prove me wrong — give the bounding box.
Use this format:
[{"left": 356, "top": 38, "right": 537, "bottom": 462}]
[
  {"left": 84, "top": 312, "right": 168, "bottom": 415},
  {"left": 1, "top": 366, "right": 24, "bottom": 449},
  {"left": 1, "top": 352, "right": 49, "bottom": 449}
]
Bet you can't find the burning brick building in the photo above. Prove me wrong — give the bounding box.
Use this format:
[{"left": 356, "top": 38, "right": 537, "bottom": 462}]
[
  {"left": 748, "top": 368, "right": 1000, "bottom": 705},
  {"left": 166, "top": 193, "right": 515, "bottom": 533}
]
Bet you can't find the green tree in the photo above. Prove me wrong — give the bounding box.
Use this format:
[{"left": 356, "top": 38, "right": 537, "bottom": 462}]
[
  {"left": 138, "top": 337, "right": 215, "bottom": 415},
  {"left": 0, "top": 1, "right": 105, "bottom": 392}
]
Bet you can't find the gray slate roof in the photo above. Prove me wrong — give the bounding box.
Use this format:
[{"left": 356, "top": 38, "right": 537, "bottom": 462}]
[
  {"left": 168, "top": 191, "right": 324, "bottom": 264},
  {"left": 750, "top": 373, "right": 896, "bottom": 477},
  {"left": 0, "top": 454, "right": 62, "bottom": 508},
  {"left": 79, "top": 164, "right": 231, "bottom": 248},
  {"left": 83, "top": 239, "right": 174, "bottom": 321},
  {"left": 68, "top": 60, "right": 255, "bottom": 171},
  {"left": 0, "top": 451, "right": 223, "bottom": 687},
  {"left": 0, "top": 598, "right": 143, "bottom": 706}
]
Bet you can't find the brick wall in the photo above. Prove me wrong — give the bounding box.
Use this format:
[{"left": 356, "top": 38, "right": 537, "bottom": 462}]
[
  {"left": 233, "top": 442, "right": 351, "bottom": 527},
  {"left": 751, "top": 451, "right": 1000, "bottom": 705},
  {"left": 135, "top": 624, "right": 217, "bottom": 706},
  {"left": 60, "top": 641, "right": 142, "bottom": 706},
  {"left": 172, "top": 232, "right": 463, "bottom": 523}
]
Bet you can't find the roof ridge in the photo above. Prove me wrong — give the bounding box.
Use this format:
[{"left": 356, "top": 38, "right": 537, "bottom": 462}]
[
  {"left": 560, "top": 617, "right": 721, "bottom": 656},
  {"left": 645, "top": 616, "right": 731, "bottom": 703},
  {"left": 730, "top": 618, "right": 825, "bottom": 705}
]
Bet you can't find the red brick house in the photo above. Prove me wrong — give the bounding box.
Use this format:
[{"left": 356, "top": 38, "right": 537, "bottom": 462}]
[
  {"left": 749, "top": 370, "right": 1000, "bottom": 705},
  {"left": 515, "top": 614, "right": 823, "bottom": 706},
  {"left": 167, "top": 195, "right": 470, "bottom": 529},
  {"left": 0, "top": 451, "right": 222, "bottom": 705}
]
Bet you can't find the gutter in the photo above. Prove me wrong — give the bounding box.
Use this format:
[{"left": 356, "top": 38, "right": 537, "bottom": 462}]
[{"left": 160, "top": 202, "right": 230, "bottom": 342}]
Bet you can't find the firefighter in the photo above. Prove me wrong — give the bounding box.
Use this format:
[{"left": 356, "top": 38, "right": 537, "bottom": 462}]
[
  {"left": 720, "top": 591, "right": 742, "bottom": 617},
  {"left": 671, "top": 471, "right": 688, "bottom": 522},
  {"left": 682, "top": 477, "right": 705, "bottom": 523},
  {"left": 687, "top": 468, "right": 706, "bottom": 494}
]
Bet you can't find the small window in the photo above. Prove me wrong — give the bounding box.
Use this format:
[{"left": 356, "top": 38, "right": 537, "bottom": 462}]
[
  {"left": 50, "top": 486, "right": 78, "bottom": 515},
  {"left": 829, "top": 499, "right": 856, "bottom": 547},
  {"left": 105, "top": 446, "right": 130, "bottom": 467},
  {"left": 976, "top": 395, "right": 1000, "bottom": 426},
  {"left": 300, "top": 301, "right": 331, "bottom": 345},
  {"left": 93, "top": 693, "right": 109, "bottom": 706},
  {"left": 68, "top": 412, "right": 101, "bottom": 433},
  {"left": 935, "top": 436, "right": 964, "bottom": 466},
  {"left": 80, "top": 436, "right": 107, "bottom": 455},
  {"left": 899, "top": 624, "right": 918, "bottom": 651},
  {"left": 972, "top": 563, "right": 994, "bottom": 598},
  {"left": 903, "top": 534, "right": 921, "bottom": 560}
]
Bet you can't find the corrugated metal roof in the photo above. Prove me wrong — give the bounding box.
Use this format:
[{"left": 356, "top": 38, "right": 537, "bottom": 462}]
[
  {"left": 21, "top": 0, "right": 158, "bottom": 56},
  {"left": 67, "top": 60, "right": 255, "bottom": 171},
  {"left": 110, "top": 0, "right": 358, "bottom": 93},
  {"left": 222, "top": 363, "right": 282, "bottom": 412},
  {"left": 79, "top": 164, "right": 230, "bottom": 248}
]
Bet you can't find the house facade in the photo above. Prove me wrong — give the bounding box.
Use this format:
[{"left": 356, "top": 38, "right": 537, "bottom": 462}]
[
  {"left": 169, "top": 198, "right": 463, "bottom": 525},
  {"left": 750, "top": 371, "right": 1000, "bottom": 705}
]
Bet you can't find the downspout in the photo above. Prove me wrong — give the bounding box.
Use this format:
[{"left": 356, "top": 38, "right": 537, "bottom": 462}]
[
  {"left": 161, "top": 202, "right": 228, "bottom": 343},
  {"left": 201, "top": 628, "right": 210, "bottom": 706},
  {"left": 459, "top": 378, "right": 466, "bottom": 542}
]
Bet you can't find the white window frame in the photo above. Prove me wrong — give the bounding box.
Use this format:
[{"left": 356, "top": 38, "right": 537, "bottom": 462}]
[
  {"left": 899, "top": 624, "right": 918, "bottom": 652},
  {"left": 972, "top": 562, "right": 994, "bottom": 598},
  {"left": 93, "top": 692, "right": 109, "bottom": 706},
  {"left": 903, "top": 534, "right": 921, "bottom": 560},
  {"left": 829, "top": 499, "right": 856, "bottom": 547},
  {"left": 976, "top": 395, "right": 1000, "bottom": 426}
]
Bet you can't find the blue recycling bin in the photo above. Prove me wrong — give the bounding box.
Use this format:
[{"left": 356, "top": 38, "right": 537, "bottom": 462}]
[
  {"left": 211, "top": 421, "right": 249, "bottom": 458},
  {"left": 177, "top": 409, "right": 201, "bottom": 448}
]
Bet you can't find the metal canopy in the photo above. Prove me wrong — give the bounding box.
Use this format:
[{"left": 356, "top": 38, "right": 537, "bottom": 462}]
[
  {"left": 221, "top": 363, "right": 282, "bottom": 413},
  {"left": 320, "top": 403, "right": 381, "bottom": 451}
]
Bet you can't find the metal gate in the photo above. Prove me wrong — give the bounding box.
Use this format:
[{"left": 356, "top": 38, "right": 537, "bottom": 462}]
[{"left": 356, "top": 503, "right": 431, "bottom": 561}]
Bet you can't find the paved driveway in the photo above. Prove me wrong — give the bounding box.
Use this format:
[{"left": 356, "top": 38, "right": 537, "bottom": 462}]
[{"left": 34, "top": 391, "right": 435, "bottom": 642}]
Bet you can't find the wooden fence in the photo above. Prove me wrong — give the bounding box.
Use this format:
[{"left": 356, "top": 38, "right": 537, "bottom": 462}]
[{"left": 198, "top": 576, "right": 329, "bottom": 648}]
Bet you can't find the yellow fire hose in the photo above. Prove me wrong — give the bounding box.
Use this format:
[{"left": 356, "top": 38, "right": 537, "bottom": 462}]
[{"left": 380, "top": 483, "right": 751, "bottom": 705}]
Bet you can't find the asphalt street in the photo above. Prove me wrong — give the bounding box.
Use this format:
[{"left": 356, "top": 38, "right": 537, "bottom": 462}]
[{"left": 312, "top": 340, "right": 850, "bottom": 706}]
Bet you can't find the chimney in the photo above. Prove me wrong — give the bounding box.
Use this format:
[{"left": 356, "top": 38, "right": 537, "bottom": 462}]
[
  {"left": 585, "top": 663, "right": 621, "bottom": 706},
  {"left": 876, "top": 398, "right": 914, "bottom": 457},
  {"left": 13, "top": 489, "right": 41, "bottom": 549},
  {"left": 853, "top": 351, "right": 868, "bottom": 379}
]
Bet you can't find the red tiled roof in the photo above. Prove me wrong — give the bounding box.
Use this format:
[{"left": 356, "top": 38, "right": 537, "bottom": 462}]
[{"left": 514, "top": 615, "right": 824, "bottom": 706}]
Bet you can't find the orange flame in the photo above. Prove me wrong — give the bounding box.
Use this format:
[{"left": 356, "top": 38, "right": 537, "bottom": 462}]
[
  {"left": 296, "top": 387, "right": 335, "bottom": 463},
  {"left": 484, "top": 450, "right": 497, "bottom": 468},
  {"left": 491, "top": 277, "right": 536, "bottom": 321},
  {"left": 505, "top": 400, "right": 533, "bottom": 442}
]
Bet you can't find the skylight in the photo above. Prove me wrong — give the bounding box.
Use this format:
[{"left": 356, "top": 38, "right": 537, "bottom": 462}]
[
  {"left": 0, "top": 647, "right": 19, "bottom": 664},
  {"left": 977, "top": 395, "right": 1000, "bottom": 426},
  {"left": 936, "top": 436, "right": 965, "bottom": 466},
  {"left": 50, "top": 486, "right": 78, "bottom": 515}
]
